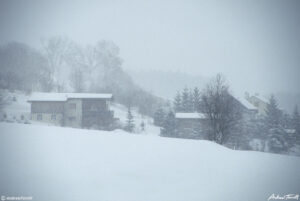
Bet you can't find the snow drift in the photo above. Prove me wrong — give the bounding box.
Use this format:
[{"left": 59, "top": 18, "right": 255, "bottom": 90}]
[{"left": 0, "top": 123, "right": 299, "bottom": 201}]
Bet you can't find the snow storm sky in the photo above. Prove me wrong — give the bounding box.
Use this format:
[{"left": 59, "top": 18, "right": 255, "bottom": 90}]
[{"left": 0, "top": 0, "right": 300, "bottom": 95}]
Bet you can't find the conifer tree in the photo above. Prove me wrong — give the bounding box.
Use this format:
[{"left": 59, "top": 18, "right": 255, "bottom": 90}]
[
  {"left": 281, "top": 113, "right": 292, "bottom": 129},
  {"left": 187, "top": 89, "right": 194, "bottom": 112},
  {"left": 125, "top": 106, "right": 135, "bottom": 133},
  {"left": 292, "top": 105, "right": 300, "bottom": 145},
  {"left": 181, "top": 87, "right": 189, "bottom": 112},
  {"left": 265, "top": 95, "right": 282, "bottom": 129},
  {"left": 160, "top": 111, "right": 176, "bottom": 137},
  {"left": 193, "top": 87, "right": 201, "bottom": 112},
  {"left": 265, "top": 95, "right": 287, "bottom": 153},
  {"left": 154, "top": 107, "right": 165, "bottom": 127},
  {"left": 173, "top": 91, "right": 182, "bottom": 112}
]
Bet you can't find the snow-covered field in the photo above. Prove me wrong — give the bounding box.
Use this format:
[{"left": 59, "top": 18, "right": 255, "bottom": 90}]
[{"left": 0, "top": 122, "right": 299, "bottom": 201}]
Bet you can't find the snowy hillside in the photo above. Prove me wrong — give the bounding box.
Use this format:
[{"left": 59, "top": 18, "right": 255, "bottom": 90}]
[
  {"left": 0, "top": 122, "right": 299, "bottom": 201},
  {"left": 0, "top": 90, "right": 160, "bottom": 135},
  {"left": 0, "top": 91, "right": 31, "bottom": 122},
  {"left": 112, "top": 103, "right": 160, "bottom": 135}
]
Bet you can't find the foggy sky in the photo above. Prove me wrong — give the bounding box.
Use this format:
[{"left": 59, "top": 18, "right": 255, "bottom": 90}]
[{"left": 0, "top": 0, "right": 300, "bottom": 96}]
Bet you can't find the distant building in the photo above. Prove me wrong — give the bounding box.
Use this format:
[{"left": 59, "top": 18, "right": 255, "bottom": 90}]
[
  {"left": 234, "top": 95, "right": 259, "bottom": 119},
  {"left": 175, "top": 113, "right": 208, "bottom": 139},
  {"left": 28, "top": 93, "right": 114, "bottom": 130},
  {"left": 245, "top": 93, "right": 269, "bottom": 116},
  {"left": 174, "top": 96, "right": 260, "bottom": 139}
]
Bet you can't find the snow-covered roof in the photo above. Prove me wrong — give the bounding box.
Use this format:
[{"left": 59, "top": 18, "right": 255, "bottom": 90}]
[
  {"left": 175, "top": 113, "right": 206, "bottom": 119},
  {"left": 66, "top": 93, "right": 113, "bottom": 99},
  {"left": 28, "top": 93, "right": 113, "bottom": 102},
  {"left": 253, "top": 94, "right": 269, "bottom": 104},
  {"left": 237, "top": 97, "right": 257, "bottom": 110}
]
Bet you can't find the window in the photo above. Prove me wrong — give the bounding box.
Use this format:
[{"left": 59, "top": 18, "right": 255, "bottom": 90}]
[
  {"left": 51, "top": 114, "right": 56, "bottom": 120},
  {"left": 69, "top": 103, "right": 76, "bottom": 110},
  {"left": 37, "top": 114, "right": 42, "bottom": 120}
]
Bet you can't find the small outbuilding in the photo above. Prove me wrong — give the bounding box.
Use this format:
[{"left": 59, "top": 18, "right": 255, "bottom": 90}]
[{"left": 175, "top": 113, "right": 209, "bottom": 139}]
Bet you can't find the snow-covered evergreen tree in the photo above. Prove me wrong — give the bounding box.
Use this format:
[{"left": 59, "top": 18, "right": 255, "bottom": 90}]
[
  {"left": 154, "top": 107, "right": 165, "bottom": 127},
  {"left": 240, "top": 118, "right": 267, "bottom": 151},
  {"left": 264, "top": 95, "right": 288, "bottom": 153},
  {"left": 267, "top": 127, "right": 289, "bottom": 154},
  {"left": 160, "top": 111, "right": 176, "bottom": 137},
  {"left": 265, "top": 95, "right": 282, "bottom": 129},
  {"left": 186, "top": 89, "right": 194, "bottom": 112},
  {"left": 173, "top": 91, "right": 182, "bottom": 112},
  {"left": 193, "top": 87, "right": 201, "bottom": 112},
  {"left": 292, "top": 105, "right": 300, "bottom": 145},
  {"left": 281, "top": 113, "right": 292, "bottom": 129},
  {"left": 125, "top": 106, "right": 135, "bottom": 133},
  {"left": 181, "top": 87, "right": 190, "bottom": 112}
]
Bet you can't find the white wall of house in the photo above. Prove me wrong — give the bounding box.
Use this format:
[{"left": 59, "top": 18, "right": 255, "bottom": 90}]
[
  {"left": 248, "top": 96, "right": 268, "bottom": 116},
  {"left": 31, "top": 113, "right": 63, "bottom": 126}
]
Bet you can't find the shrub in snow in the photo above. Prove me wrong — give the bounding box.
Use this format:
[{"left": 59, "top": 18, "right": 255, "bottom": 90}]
[
  {"left": 140, "top": 121, "right": 145, "bottom": 132},
  {"left": 160, "top": 111, "right": 176, "bottom": 137},
  {"left": 112, "top": 119, "right": 123, "bottom": 130},
  {"left": 90, "top": 124, "right": 100, "bottom": 130},
  {"left": 267, "top": 128, "right": 289, "bottom": 154},
  {"left": 5, "top": 119, "right": 14, "bottom": 123},
  {"left": 249, "top": 139, "right": 264, "bottom": 151},
  {"left": 288, "top": 144, "right": 300, "bottom": 156},
  {"left": 125, "top": 106, "right": 135, "bottom": 133}
]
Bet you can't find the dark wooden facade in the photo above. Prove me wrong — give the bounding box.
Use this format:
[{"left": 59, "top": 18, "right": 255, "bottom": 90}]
[
  {"left": 81, "top": 99, "right": 114, "bottom": 129},
  {"left": 175, "top": 117, "right": 209, "bottom": 139},
  {"left": 31, "top": 101, "right": 64, "bottom": 114}
]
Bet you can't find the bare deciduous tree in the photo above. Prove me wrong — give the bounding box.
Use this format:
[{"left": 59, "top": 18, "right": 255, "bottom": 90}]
[
  {"left": 0, "top": 42, "right": 52, "bottom": 92},
  {"left": 201, "top": 74, "right": 242, "bottom": 144},
  {"left": 41, "top": 36, "right": 71, "bottom": 92}
]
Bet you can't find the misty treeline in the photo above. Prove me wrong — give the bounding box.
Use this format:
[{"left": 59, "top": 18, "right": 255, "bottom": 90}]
[
  {"left": 155, "top": 74, "right": 300, "bottom": 155},
  {"left": 0, "top": 37, "right": 164, "bottom": 116}
]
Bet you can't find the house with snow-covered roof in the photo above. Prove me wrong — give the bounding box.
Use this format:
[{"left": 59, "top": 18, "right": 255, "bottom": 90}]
[
  {"left": 175, "top": 112, "right": 209, "bottom": 139},
  {"left": 245, "top": 92, "right": 269, "bottom": 116},
  {"left": 234, "top": 96, "right": 259, "bottom": 119},
  {"left": 28, "top": 93, "right": 114, "bottom": 130},
  {"left": 174, "top": 96, "right": 260, "bottom": 139}
]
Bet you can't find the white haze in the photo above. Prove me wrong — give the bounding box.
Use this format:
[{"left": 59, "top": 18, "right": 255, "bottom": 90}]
[{"left": 0, "top": 0, "right": 300, "bottom": 97}]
